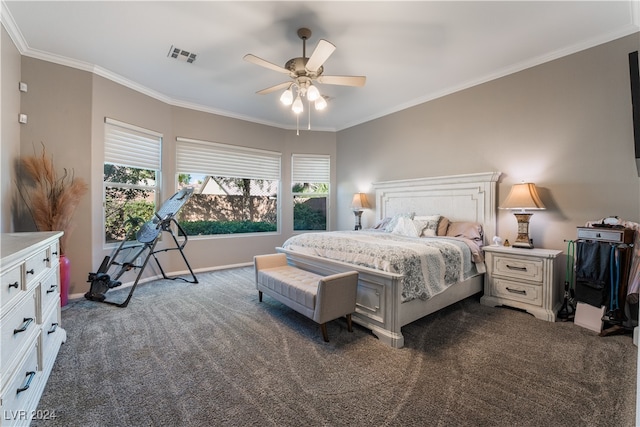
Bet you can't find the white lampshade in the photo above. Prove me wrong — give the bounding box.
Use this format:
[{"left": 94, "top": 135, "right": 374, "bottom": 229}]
[
  {"left": 306, "top": 84, "right": 320, "bottom": 101},
  {"left": 292, "top": 95, "right": 304, "bottom": 114},
  {"left": 351, "top": 193, "right": 370, "bottom": 211},
  {"left": 280, "top": 88, "right": 293, "bottom": 106},
  {"left": 500, "top": 183, "right": 546, "bottom": 211}
]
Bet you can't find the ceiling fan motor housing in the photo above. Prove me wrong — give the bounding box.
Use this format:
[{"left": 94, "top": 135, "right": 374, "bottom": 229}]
[{"left": 285, "top": 57, "right": 323, "bottom": 79}]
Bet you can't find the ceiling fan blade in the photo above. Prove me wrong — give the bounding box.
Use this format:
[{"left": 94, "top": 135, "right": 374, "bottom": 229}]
[
  {"left": 317, "top": 75, "right": 366, "bottom": 87},
  {"left": 305, "top": 39, "right": 336, "bottom": 73},
  {"left": 256, "top": 81, "right": 292, "bottom": 95},
  {"left": 243, "top": 54, "right": 290, "bottom": 74}
]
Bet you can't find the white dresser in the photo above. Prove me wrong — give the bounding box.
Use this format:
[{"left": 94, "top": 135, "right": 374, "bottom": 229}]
[{"left": 1, "top": 232, "right": 67, "bottom": 426}]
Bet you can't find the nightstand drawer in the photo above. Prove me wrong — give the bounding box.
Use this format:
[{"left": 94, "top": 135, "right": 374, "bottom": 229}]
[
  {"left": 494, "top": 256, "right": 543, "bottom": 283},
  {"left": 492, "top": 278, "right": 542, "bottom": 306}
]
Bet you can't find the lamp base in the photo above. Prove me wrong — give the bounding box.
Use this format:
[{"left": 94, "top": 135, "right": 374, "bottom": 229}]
[
  {"left": 512, "top": 213, "right": 534, "bottom": 249},
  {"left": 353, "top": 210, "right": 363, "bottom": 231}
]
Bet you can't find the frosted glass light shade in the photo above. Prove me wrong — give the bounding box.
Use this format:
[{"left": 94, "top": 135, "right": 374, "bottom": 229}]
[
  {"left": 315, "top": 96, "right": 327, "bottom": 110},
  {"left": 292, "top": 95, "right": 304, "bottom": 114},
  {"left": 307, "top": 84, "right": 320, "bottom": 101},
  {"left": 280, "top": 88, "right": 293, "bottom": 106}
]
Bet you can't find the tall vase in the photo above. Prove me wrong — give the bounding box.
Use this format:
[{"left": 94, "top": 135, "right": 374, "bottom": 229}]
[{"left": 59, "top": 254, "right": 70, "bottom": 307}]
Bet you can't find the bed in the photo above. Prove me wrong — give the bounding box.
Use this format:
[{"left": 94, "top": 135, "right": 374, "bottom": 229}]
[{"left": 277, "top": 171, "right": 501, "bottom": 348}]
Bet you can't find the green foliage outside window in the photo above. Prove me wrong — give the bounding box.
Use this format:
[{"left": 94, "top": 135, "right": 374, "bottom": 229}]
[
  {"left": 177, "top": 220, "right": 276, "bottom": 235},
  {"left": 293, "top": 182, "right": 328, "bottom": 231},
  {"left": 104, "top": 164, "right": 157, "bottom": 243},
  {"left": 293, "top": 202, "right": 326, "bottom": 230}
]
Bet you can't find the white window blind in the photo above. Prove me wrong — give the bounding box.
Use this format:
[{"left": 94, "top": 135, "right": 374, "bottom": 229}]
[
  {"left": 291, "top": 154, "right": 330, "bottom": 183},
  {"left": 176, "top": 137, "right": 281, "bottom": 180},
  {"left": 104, "top": 118, "right": 162, "bottom": 170}
]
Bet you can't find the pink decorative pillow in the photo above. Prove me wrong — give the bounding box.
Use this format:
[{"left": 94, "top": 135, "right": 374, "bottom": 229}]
[{"left": 446, "top": 221, "right": 483, "bottom": 242}]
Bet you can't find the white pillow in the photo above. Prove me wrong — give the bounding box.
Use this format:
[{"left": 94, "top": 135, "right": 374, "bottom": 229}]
[
  {"left": 384, "top": 212, "right": 415, "bottom": 233},
  {"left": 391, "top": 216, "right": 420, "bottom": 237},
  {"left": 413, "top": 215, "right": 441, "bottom": 237}
]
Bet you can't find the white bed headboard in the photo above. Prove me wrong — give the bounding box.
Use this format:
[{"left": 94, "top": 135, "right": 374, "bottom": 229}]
[{"left": 372, "top": 172, "right": 502, "bottom": 245}]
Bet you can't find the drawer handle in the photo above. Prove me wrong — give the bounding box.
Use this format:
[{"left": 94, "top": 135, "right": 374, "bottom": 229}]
[
  {"left": 14, "top": 317, "right": 34, "bottom": 334},
  {"left": 43, "top": 257, "right": 50, "bottom": 262},
  {"left": 17, "top": 371, "right": 36, "bottom": 394},
  {"left": 506, "top": 264, "right": 527, "bottom": 272},
  {"left": 8, "top": 281, "right": 19, "bottom": 289},
  {"left": 26, "top": 269, "right": 35, "bottom": 275},
  {"left": 506, "top": 287, "right": 527, "bottom": 295},
  {"left": 46, "top": 284, "right": 58, "bottom": 293},
  {"left": 52, "top": 251, "right": 58, "bottom": 255},
  {"left": 47, "top": 322, "right": 59, "bottom": 334},
  {"left": 355, "top": 302, "right": 380, "bottom": 311}
]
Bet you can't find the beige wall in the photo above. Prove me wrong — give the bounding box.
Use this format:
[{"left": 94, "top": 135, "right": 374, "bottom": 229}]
[
  {"left": 1, "top": 25, "right": 21, "bottom": 233},
  {"left": 18, "top": 56, "right": 93, "bottom": 295},
  {"left": 336, "top": 33, "right": 640, "bottom": 259}
]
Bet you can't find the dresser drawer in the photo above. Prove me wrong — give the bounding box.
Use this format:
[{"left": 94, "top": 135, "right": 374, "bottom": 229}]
[
  {"left": 493, "top": 255, "right": 544, "bottom": 283},
  {"left": 41, "top": 304, "right": 62, "bottom": 368},
  {"left": 491, "top": 278, "right": 542, "bottom": 306},
  {"left": 0, "top": 339, "right": 41, "bottom": 427},
  {"left": 48, "top": 241, "right": 60, "bottom": 265},
  {"left": 1, "top": 292, "right": 38, "bottom": 385},
  {"left": 39, "top": 271, "right": 60, "bottom": 319},
  {"left": 1, "top": 265, "right": 24, "bottom": 313},
  {"left": 24, "top": 248, "right": 51, "bottom": 290}
]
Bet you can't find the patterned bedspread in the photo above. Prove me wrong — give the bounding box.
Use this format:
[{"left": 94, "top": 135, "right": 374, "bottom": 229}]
[{"left": 281, "top": 231, "right": 482, "bottom": 302}]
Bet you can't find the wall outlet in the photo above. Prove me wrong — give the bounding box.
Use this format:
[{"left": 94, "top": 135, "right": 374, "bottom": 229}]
[
  {"left": 18, "top": 114, "right": 27, "bottom": 124},
  {"left": 19, "top": 82, "right": 28, "bottom": 92}
]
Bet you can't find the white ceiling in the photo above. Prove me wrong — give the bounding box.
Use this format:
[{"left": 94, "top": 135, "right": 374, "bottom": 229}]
[{"left": 2, "top": 1, "right": 639, "bottom": 132}]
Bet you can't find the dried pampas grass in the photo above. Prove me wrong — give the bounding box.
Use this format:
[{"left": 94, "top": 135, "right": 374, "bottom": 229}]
[{"left": 18, "top": 144, "right": 88, "bottom": 254}]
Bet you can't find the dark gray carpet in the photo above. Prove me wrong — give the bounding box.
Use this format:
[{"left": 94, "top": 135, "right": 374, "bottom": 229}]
[{"left": 34, "top": 266, "right": 636, "bottom": 427}]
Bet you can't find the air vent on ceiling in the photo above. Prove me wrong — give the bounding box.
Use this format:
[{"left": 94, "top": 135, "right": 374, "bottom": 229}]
[{"left": 167, "top": 45, "right": 197, "bottom": 63}]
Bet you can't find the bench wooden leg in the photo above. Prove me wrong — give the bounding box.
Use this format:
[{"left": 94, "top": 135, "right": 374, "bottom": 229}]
[
  {"left": 258, "top": 291, "right": 262, "bottom": 302},
  {"left": 346, "top": 314, "right": 353, "bottom": 332},
  {"left": 320, "top": 323, "right": 329, "bottom": 342}
]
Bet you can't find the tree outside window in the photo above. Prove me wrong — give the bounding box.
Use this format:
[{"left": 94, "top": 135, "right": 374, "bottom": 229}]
[{"left": 293, "top": 182, "right": 327, "bottom": 231}]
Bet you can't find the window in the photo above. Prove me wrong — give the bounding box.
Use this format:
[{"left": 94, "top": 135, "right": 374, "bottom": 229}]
[
  {"left": 176, "top": 137, "right": 281, "bottom": 236},
  {"left": 103, "top": 118, "right": 161, "bottom": 244},
  {"left": 291, "top": 154, "right": 330, "bottom": 231}
]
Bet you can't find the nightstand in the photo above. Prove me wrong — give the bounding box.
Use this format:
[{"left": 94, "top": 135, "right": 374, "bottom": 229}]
[{"left": 480, "top": 245, "right": 562, "bottom": 322}]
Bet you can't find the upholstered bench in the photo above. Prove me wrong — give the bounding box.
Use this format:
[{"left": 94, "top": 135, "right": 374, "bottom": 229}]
[{"left": 254, "top": 253, "right": 358, "bottom": 342}]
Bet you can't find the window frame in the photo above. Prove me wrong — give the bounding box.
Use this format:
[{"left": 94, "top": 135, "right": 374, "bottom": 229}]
[
  {"left": 103, "top": 118, "right": 162, "bottom": 247},
  {"left": 291, "top": 154, "right": 331, "bottom": 232},
  {"left": 175, "top": 137, "right": 282, "bottom": 237}
]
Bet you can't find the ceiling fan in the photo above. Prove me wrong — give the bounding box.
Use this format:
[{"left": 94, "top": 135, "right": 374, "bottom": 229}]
[{"left": 243, "top": 28, "right": 366, "bottom": 114}]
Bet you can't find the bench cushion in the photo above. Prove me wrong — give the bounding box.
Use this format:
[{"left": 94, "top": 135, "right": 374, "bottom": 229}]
[{"left": 257, "top": 266, "right": 321, "bottom": 311}]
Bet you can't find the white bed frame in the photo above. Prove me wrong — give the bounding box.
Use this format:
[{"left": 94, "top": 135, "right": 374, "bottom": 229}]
[{"left": 278, "top": 171, "right": 501, "bottom": 348}]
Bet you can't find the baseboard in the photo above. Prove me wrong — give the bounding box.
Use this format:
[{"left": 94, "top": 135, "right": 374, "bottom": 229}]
[{"left": 68, "top": 262, "right": 253, "bottom": 301}]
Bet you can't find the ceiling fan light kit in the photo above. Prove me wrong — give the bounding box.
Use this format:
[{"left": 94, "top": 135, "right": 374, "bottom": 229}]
[{"left": 244, "top": 27, "right": 366, "bottom": 133}]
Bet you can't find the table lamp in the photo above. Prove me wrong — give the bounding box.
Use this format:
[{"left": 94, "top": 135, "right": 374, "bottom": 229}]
[
  {"left": 351, "top": 193, "right": 370, "bottom": 230},
  {"left": 499, "top": 182, "right": 545, "bottom": 249}
]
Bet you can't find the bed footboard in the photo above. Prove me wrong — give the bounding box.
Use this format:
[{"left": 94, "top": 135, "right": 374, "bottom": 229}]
[
  {"left": 276, "top": 247, "right": 484, "bottom": 348},
  {"left": 277, "top": 247, "right": 406, "bottom": 348}
]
